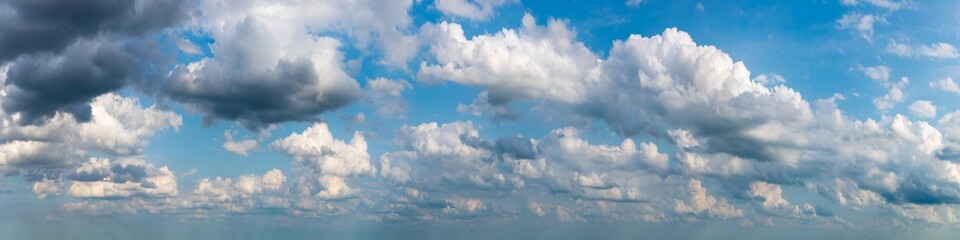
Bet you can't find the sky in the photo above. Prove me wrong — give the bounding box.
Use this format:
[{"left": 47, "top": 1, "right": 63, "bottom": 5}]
[{"left": 3, "top": 0, "right": 960, "bottom": 239}]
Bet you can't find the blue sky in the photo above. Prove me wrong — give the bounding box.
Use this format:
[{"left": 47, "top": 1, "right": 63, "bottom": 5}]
[{"left": 4, "top": 0, "right": 960, "bottom": 239}]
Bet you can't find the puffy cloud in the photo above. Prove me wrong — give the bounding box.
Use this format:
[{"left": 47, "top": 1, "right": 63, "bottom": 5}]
[
  {"left": 0, "top": 140, "right": 76, "bottom": 173},
  {"left": 863, "top": 65, "right": 890, "bottom": 82},
  {"left": 18, "top": 2, "right": 960, "bottom": 227},
  {"left": 394, "top": 121, "right": 489, "bottom": 162},
  {"left": 0, "top": 93, "right": 181, "bottom": 173},
  {"left": 412, "top": 16, "right": 960, "bottom": 212},
  {"left": 419, "top": 13, "right": 602, "bottom": 111},
  {"left": 271, "top": 123, "right": 373, "bottom": 177},
  {"left": 908, "top": 100, "right": 937, "bottom": 119},
  {"left": 66, "top": 158, "right": 178, "bottom": 198},
  {"left": 188, "top": 169, "right": 288, "bottom": 212},
  {"left": 378, "top": 121, "right": 668, "bottom": 220},
  {"left": 433, "top": 0, "right": 517, "bottom": 21},
  {"left": 162, "top": 0, "right": 417, "bottom": 128},
  {"left": 749, "top": 181, "right": 817, "bottom": 217},
  {"left": 314, "top": 175, "right": 353, "bottom": 200},
  {"left": 32, "top": 177, "right": 62, "bottom": 199},
  {"left": 597, "top": 28, "right": 812, "bottom": 163},
  {"left": 667, "top": 129, "right": 700, "bottom": 149},
  {"left": 858, "top": 67, "right": 909, "bottom": 112},
  {"left": 873, "top": 77, "right": 907, "bottom": 111},
  {"left": 443, "top": 198, "right": 486, "bottom": 214},
  {"left": 75, "top": 94, "right": 183, "bottom": 155},
  {"left": 749, "top": 181, "right": 793, "bottom": 210},
  {"left": 261, "top": 169, "right": 287, "bottom": 191},
  {"left": 421, "top": 16, "right": 813, "bottom": 166},
  {"left": 639, "top": 142, "right": 670, "bottom": 173},
  {"left": 931, "top": 77, "right": 960, "bottom": 95},
  {"left": 222, "top": 130, "right": 258, "bottom": 156},
  {"left": 938, "top": 110, "right": 960, "bottom": 142},
  {"left": 673, "top": 179, "right": 743, "bottom": 218},
  {"left": 272, "top": 122, "right": 371, "bottom": 203},
  {"left": 806, "top": 178, "right": 883, "bottom": 208}
]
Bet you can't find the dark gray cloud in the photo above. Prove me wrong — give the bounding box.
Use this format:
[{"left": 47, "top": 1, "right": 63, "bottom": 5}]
[
  {"left": 163, "top": 58, "right": 362, "bottom": 129},
  {"left": 0, "top": 0, "right": 189, "bottom": 124},
  {"left": 3, "top": 40, "right": 139, "bottom": 123},
  {"left": 0, "top": 0, "right": 190, "bottom": 62}
]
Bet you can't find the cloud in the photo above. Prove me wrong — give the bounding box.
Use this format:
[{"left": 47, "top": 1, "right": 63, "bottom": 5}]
[
  {"left": 455, "top": 91, "right": 521, "bottom": 121},
  {"left": 909, "top": 100, "right": 937, "bottom": 119},
  {"left": 886, "top": 41, "right": 960, "bottom": 59},
  {"left": 0, "top": 92, "right": 181, "bottom": 174},
  {"left": 313, "top": 175, "right": 353, "bottom": 200},
  {"left": 15, "top": 1, "right": 960, "bottom": 228},
  {"left": 271, "top": 123, "right": 373, "bottom": 177},
  {"left": 749, "top": 181, "right": 817, "bottom": 218},
  {"left": 66, "top": 158, "right": 178, "bottom": 198},
  {"left": 433, "top": 0, "right": 517, "bottom": 21},
  {"left": 364, "top": 78, "right": 412, "bottom": 117},
  {"left": 2, "top": 39, "right": 144, "bottom": 123},
  {"left": 411, "top": 15, "right": 960, "bottom": 210},
  {"left": 673, "top": 179, "right": 743, "bottom": 219},
  {"left": 443, "top": 198, "right": 486, "bottom": 214},
  {"left": 0, "top": 0, "right": 188, "bottom": 123},
  {"left": 33, "top": 177, "right": 62, "bottom": 199},
  {"left": 668, "top": 129, "right": 700, "bottom": 149},
  {"left": 873, "top": 77, "right": 907, "bottom": 111},
  {"left": 596, "top": 28, "right": 812, "bottom": 164},
  {"left": 837, "top": 13, "right": 884, "bottom": 41},
  {"left": 931, "top": 77, "right": 960, "bottom": 95},
  {"left": 938, "top": 110, "right": 960, "bottom": 142},
  {"left": 272, "top": 122, "right": 372, "bottom": 201},
  {"left": 161, "top": 0, "right": 419, "bottom": 129},
  {"left": 862, "top": 65, "right": 890, "bottom": 82},
  {"left": 0, "top": 0, "right": 189, "bottom": 62},
  {"left": 188, "top": 169, "right": 288, "bottom": 212},
  {"left": 223, "top": 130, "right": 258, "bottom": 156},
  {"left": 377, "top": 121, "right": 668, "bottom": 219},
  {"left": 887, "top": 204, "right": 960, "bottom": 224},
  {"left": 418, "top": 13, "right": 602, "bottom": 112},
  {"left": 806, "top": 178, "right": 883, "bottom": 208}
]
